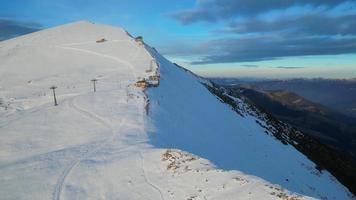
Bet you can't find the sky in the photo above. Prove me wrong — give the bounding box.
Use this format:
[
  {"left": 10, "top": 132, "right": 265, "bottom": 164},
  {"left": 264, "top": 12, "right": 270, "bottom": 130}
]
[{"left": 0, "top": 0, "right": 355, "bottom": 79}]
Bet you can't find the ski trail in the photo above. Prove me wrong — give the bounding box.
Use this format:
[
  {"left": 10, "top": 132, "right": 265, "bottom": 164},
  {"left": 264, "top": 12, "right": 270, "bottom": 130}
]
[
  {"left": 138, "top": 151, "right": 165, "bottom": 200},
  {"left": 56, "top": 36, "right": 153, "bottom": 80},
  {"left": 55, "top": 45, "right": 137, "bottom": 78},
  {"left": 53, "top": 96, "right": 120, "bottom": 200},
  {"left": 68, "top": 97, "right": 112, "bottom": 130},
  {"left": 52, "top": 42, "right": 138, "bottom": 200}
]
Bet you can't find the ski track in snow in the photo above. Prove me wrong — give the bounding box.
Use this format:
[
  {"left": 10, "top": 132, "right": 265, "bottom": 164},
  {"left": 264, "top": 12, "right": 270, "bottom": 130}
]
[
  {"left": 55, "top": 40, "right": 139, "bottom": 77},
  {"left": 55, "top": 45, "right": 137, "bottom": 78},
  {"left": 138, "top": 150, "right": 165, "bottom": 200},
  {"left": 53, "top": 96, "right": 121, "bottom": 200}
]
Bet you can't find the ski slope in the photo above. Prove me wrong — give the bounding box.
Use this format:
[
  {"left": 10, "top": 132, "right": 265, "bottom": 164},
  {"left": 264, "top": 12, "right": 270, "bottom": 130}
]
[{"left": 0, "top": 21, "right": 353, "bottom": 199}]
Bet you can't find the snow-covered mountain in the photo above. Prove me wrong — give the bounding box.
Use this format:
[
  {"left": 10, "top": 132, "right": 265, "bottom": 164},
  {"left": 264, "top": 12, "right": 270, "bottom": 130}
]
[{"left": 0, "top": 21, "right": 354, "bottom": 200}]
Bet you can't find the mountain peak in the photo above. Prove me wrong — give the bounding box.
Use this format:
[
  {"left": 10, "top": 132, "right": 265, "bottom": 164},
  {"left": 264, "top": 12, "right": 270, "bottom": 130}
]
[{"left": 0, "top": 20, "right": 128, "bottom": 47}]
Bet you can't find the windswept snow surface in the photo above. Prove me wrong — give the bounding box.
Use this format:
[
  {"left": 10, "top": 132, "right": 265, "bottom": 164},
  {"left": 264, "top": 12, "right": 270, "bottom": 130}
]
[{"left": 0, "top": 21, "right": 352, "bottom": 200}]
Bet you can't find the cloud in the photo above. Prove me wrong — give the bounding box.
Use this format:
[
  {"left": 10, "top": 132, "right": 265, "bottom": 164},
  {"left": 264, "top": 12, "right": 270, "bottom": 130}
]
[
  {"left": 226, "top": 13, "right": 356, "bottom": 36},
  {"left": 170, "top": 0, "right": 350, "bottom": 24},
  {"left": 164, "top": 1, "right": 356, "bottom": 64},
  {"left": 275, "top": 66, "right": 305, "bottom": 69},
  {"left": 241, "top": 64, "right": 259, "bottom": 68},
  {"left": 0, "top": 19, "right": 41, "bottom": 41},
  {"left": 190, "top": 36, "right": 356, "bottom": 64}
]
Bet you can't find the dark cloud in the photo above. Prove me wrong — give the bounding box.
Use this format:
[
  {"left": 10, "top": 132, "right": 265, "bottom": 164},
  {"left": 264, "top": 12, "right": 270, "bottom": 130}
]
[
  {"left": 227, "top": 13, "right": 356, "bottom": 36},
  {"left": 0, "top": 19, "right": 41, "bottom": 41},
  {"left": 165, "top": 1, "right": 356, "bottom": 64},
  {"left": 170, "top": 0, "right": 350, "bottom": 24},
  {"left": 276, "top": 66, "right": 305, "bottom": 69},
  {"left": 191, "top": 36, "right": 356, "bottom": 64},
  {"left": 241, "top": 64, "right": 259, "bottom": 67}
]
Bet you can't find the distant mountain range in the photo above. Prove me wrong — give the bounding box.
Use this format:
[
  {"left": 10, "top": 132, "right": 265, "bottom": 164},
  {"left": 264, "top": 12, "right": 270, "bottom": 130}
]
[
  {"left": 229, "top": 87, "right": 356, "bottom": 158},
  {"left": 210, "top": 78, "right": 356, "bottom": 194},
  {"left": 211, "top": 78, "right": 356, "bottom": 118}
]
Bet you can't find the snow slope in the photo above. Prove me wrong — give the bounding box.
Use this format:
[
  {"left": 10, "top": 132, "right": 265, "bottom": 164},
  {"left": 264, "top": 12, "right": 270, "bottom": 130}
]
[
  {"left": 0, "top": 21, "right": 353, "bottom": 199},
  {"left": 146, "top": 49, "right": 354, "bottom": 199}
]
